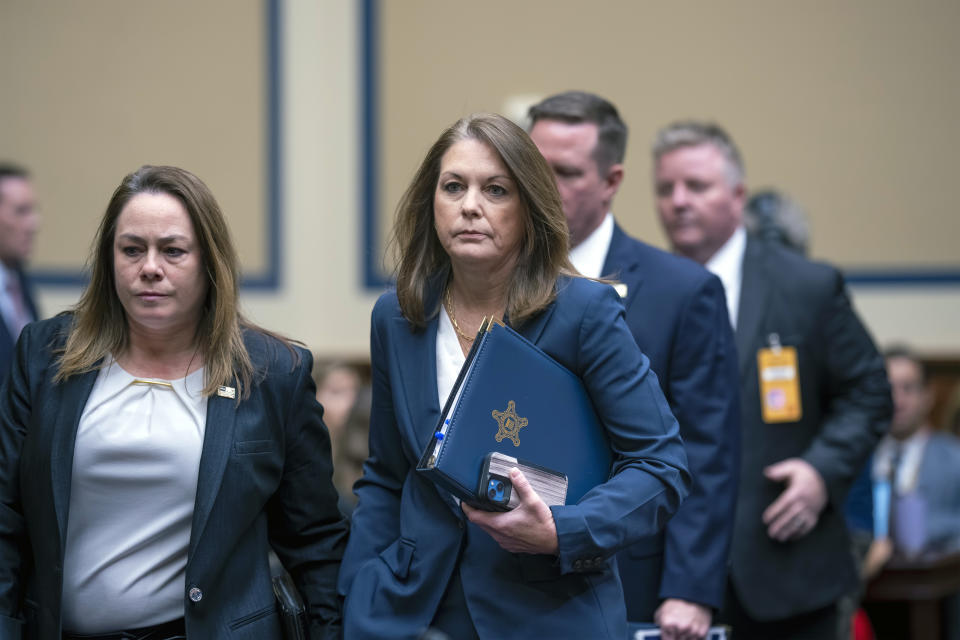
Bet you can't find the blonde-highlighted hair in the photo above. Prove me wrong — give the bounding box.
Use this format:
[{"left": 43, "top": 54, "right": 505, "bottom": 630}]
[
  {"left": 392, "top": 113, "right": 575, "bottom": 328},
  {"left": 56, "top": 165, "right": 266, "bottom": 399}
]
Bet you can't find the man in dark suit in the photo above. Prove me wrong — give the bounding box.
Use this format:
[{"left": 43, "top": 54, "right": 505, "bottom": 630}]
[
  {"left": 652, "top": 120, "right": 892, "bottom": 638},
  {"left": 528, "top": 92, "right": 740, "bottom": 640},
  {"left": 0, "top": 164, "right": 40, "bottom": 385}
]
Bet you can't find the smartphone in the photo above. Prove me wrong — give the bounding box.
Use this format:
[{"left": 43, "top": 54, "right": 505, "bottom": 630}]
[{"left": 477, "top": 451, "right": 568, "bottom": 511}]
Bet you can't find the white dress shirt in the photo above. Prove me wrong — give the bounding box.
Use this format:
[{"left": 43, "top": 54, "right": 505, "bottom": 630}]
[
  {"left": 704, "top": 226, "right": 747, "bottom": 329},
  {"left": 61, "top": 359, "right": 207, "bottom": 633},
  {"left": 568, "top": 213, "right": 615, "bottom": 279}
]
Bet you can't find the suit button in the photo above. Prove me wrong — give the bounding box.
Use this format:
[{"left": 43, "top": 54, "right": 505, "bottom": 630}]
[
  {"left": 458, "top": 520, "right": 464, "bottom": 529},
  {"left": 188, "top": 586, "right": 203, "bottom": 603},
  {"left": 593, "top": 556, "right": 603, "bottom": 565},
  {"left": 573, "top": 559, "right": 583, "bottom": 570}
]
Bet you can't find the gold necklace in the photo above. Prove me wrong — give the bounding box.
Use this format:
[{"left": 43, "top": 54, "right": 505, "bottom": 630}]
[{"left": 444, "top": 288, "right": 475, "bottom": 343}]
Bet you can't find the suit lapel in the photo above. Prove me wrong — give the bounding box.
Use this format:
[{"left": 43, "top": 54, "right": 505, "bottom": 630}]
[
  {"left": 601, "top": 224, "right": 645, "bottom": 311},
  {"left": 393, "top": 310, "right": 472, "bottom": 515},
  {"left": 50, "top": 369, "right": 99, "bottom": 549},
  {"left": 735, "top": 237, "right": 770, "bottom": 376},
  {"left": 189, "top": 388, "right": 238, "bottom": 554},
  {"left": 392, "top": 314, "right": 441, "bottom": 457},
  {"left": 18, "top": 268, "right": 40, "bottom": 321},
  {"left": 517, "top": 294, "right": 557, "bottom": 347},
  {"left": 0, "top": 315, "right": 12, "bottom": 354}
]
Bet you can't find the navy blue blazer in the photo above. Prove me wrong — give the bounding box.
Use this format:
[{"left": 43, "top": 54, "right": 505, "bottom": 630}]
[
  {"left": 338, "top": 276, "right": 690, "bottom": 640},
  {"left": 728, "top": 237, "right": 891, "bottom": 620},
  {"left": 0, "top": 315, "right": 348, "bottom": 639},
  {"left": 603, "top": 224, "right": 740, "bottom": 619},
  {"left": 0, "top": 267, "right": 39, "bottom": 388}
]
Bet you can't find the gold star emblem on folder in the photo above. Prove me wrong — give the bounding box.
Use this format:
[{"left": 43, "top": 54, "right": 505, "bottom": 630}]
[{"left": 492, "top": 400, "right": 528, "bottom": 447}]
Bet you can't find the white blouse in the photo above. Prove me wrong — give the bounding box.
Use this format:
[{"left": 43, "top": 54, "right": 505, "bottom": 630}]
[
  {"left": 61, "top": 359, "right": 207, "bottom": 633},
  {"left": 436, "top": 304, "right": 466, "bottom": 408}
]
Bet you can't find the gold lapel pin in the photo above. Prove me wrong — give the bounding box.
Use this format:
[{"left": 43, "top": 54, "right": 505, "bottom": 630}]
[{"left": 217, "top": 386, "right": 236, "bottom": 399}]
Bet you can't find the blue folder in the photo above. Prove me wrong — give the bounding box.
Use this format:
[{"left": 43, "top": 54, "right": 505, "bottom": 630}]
[{"left": 416, "top": 317, "right": 612, "bottom": 505}]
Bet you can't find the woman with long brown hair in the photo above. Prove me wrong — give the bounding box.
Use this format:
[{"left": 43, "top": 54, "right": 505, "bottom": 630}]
[
  {"left": 337, "top": 114, "right": 689, "bottom": 639},
  {"left": 0, "top": 165, "right": 347, "bottom": 639}
]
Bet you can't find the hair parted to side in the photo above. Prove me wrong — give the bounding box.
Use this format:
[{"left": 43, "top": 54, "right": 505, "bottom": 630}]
[
  {"left": 653, "top": 121, "right": 745, "bottom": 186},
  {"left": 392, "top": 113, "right": 576, "bottom": 329},
  {"left": 528, "top": 91, "right": 628, "bottom": 173},
  {"left": 56, "top": 165, "right": 269, "bottom": 399}
]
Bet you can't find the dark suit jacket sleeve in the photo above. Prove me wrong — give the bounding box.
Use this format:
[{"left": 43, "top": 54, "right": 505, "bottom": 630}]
[
  {"left": 263, "top": 347, "right": 349, "bottom": 640},
  {"left": 800, "top": 271, "right": 891, "bottom": 505},
  {"left": 336, "top": 301, "right": 408, "bottom": 595},
  {"left": 658, "top": 275, "right": 740, "bottom": 610},
  {"left": 551, "top": 284, "right": 691, "bottom": 574},
  {"left": 0, "top": 320, "right": 34, "bottom": 638}
]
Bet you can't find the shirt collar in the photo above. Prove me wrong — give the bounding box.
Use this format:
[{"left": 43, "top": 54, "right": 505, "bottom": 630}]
[
  {"left": 704, "top": 226, "right": 746, "bottom": 328},
  {"left": 705, "top": 225, "right": 747, "bottom": 279},
  {"left": 568, "top": 212, "right": 615, "bottom": 279}
]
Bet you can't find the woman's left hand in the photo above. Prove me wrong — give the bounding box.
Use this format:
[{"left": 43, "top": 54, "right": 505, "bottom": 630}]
[{"left": 461, "top": 467, "right": 559, "bottom": 555}]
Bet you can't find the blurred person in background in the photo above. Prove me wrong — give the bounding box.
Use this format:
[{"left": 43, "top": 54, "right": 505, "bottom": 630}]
[
  {"left": 0, "top": 165, "right": 347, "bottom": 639},
  {"left": 313, "top": 360, "right": 370, "bottom": 515},
  {"left": 863, "top": 347, "right": 960, "bottom": 639},
  {"left": 743, "top": 188, "right": 810, "bottom": 256},
  {"left": 0, "top": 163, "right": 41, "bottom": 386},
  {"left": 870, "top": 347, "right": 960, "bottom": 561},
  {"left": 314, "top": 360, "right": 363, "bottom": 442}
]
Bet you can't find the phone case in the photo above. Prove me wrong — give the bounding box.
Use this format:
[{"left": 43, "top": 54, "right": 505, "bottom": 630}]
[{"left": 478, "top": 451, "right": 568, "bottom": 511}]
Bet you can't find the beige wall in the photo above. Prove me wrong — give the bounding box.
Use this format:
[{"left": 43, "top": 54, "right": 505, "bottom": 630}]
[
  {"left": 0, "top": 0, "right": 267, "bottom": 273},
  {"left": 10, "top": 0, "right": 960, "bottom": 359}
]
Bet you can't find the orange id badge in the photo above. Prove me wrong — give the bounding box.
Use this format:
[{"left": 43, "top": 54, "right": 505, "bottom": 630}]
[{"left": 757, "top": 346, "right": 802, "bottom": 423}]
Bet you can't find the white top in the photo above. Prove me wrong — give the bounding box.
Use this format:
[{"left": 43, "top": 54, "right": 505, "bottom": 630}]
[
  {"left": 61, "top": 359, "right": 208, "bottom": 633},
  {"left": 0, "top": 263, "right": 32, "bottom": 340},
  {"left": 704, "top": 225, "right": 747, "bottom": 329},
  {"left": 436, "top": 305, "right": 467, "bottom": 407},
  {"left": 568, "top": 212, "right": 615, "bottom": 279}
]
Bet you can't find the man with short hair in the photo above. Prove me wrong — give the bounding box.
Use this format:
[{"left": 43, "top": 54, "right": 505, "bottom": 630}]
[
  {"left": 874, "top": 347, "right": 960, "bottom": 556},
  {"left": 529, "top": 92, "right": 740, "bottom": 640},
  {"left": 653, "top": 121, "right": 891, "bottom": 638},
  {"left": 0, "top": 164, "right": 41, "bottom": 384}
]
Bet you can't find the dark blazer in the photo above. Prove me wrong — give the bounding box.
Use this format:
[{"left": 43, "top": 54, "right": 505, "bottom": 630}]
[
  {"left": 0, "top": 315, "right": 349, "bottom": 639},
  {"left": 337, "top": 277, "right": 690, "bottom": 640},
  {"left": 729, "top": 237, "right": 891, "bottom": 620},
  {"left": 603, "top": 224, "right": 740, "bottom": 620},
  {"left": 0, "top": 268, "right": 39, "bottom": 387}
]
